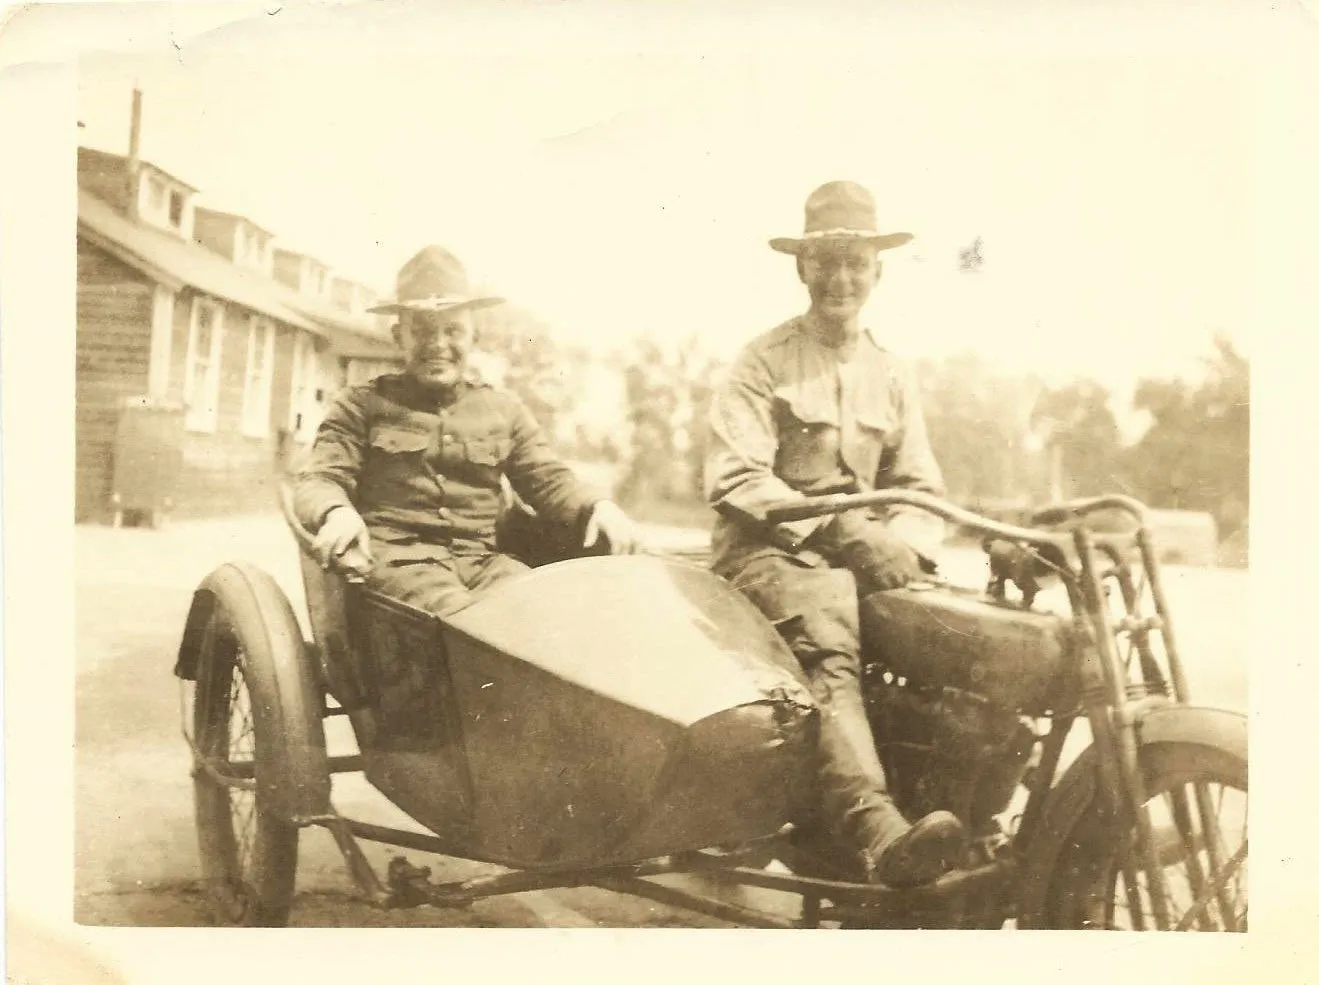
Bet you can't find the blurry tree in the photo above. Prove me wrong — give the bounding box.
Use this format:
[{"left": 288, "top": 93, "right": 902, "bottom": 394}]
[
  {"left": 615, "top": 336, "right": 724, "bottom": 508},
  {"left": 1123, "top": 335, "right": 1249, "bottom": 537},
  {"left": 1029, "top": 379, "right": 1125, "bottom": 500},
  {"left": 470, "top": 303, "right": 583, "bottom": 440},
  {"left": 916, "top": 353, "right": 1041, "bottom": 504}
]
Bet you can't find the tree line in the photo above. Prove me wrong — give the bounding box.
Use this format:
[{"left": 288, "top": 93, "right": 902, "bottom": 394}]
[{"left": 604, "top": 333, "right": 1249, "bottom": 553}]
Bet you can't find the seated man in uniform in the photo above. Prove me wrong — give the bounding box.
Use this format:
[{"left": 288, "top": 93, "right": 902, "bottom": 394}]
[
  {"left": 293, "top": 245, "right": 639, "bottom": 614},
  {"left": 705, "top": 182, "right": 968, "bottom": 887}
]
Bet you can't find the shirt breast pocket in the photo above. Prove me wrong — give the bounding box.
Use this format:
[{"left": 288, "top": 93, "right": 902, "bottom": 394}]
[
  {"left": 774, "top": 389, "right": 841, "bottom": 485},
  {"left": 462, "top": 436, "right": 512, "bottom": 468},
  {"left": 854, "top": 408, "right": 894, "bottom": 446}
]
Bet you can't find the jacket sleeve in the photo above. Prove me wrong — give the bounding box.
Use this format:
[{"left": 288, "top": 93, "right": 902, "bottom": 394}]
[
  {"left": 877, "top": 360, "right": 947, "bottom": 558},
  {"left": 504, "top": 395, "right": 599, "bottom": 530},
  {"left": 291, "top": 389, "right": 368, "bottom": 532},
  {"left": 704, "top": 348, "right": 831, "bottom": 551}
]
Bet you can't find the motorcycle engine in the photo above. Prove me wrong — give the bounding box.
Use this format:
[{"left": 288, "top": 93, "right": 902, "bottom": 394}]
[{"left": 862, "top": 665, "right": 1037, "bottom": 835}]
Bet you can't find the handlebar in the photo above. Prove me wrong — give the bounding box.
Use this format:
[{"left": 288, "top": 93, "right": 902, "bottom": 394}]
[
  {"left": 763, "top": 490, "right": 1142, "bottom": 555},
  {"left": 1028, "top": 494, "right": 1150, "bottom": 527}
]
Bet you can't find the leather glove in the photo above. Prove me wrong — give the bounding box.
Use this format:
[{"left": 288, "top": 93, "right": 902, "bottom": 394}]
[{"left": 817, "top": 510, "right": 926, "bottom": 592}]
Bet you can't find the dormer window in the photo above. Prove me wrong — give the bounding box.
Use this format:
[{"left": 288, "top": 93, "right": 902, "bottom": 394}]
[
  {"left": 137, "top": 167, "right": 194, "bottom": 238},
  {"left": 230, "top": 223, "right": 273, "bottom": 274},
  {"left": 147, "top": 177, "right": 166, "bottom": 213},
  {"left": 306, "top": 262, "right": 329, "bottom": 298}
]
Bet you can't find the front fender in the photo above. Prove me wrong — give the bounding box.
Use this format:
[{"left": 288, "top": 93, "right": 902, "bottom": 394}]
[
  {"left": 1016, "top": 703, "right": 1247, "bottom": 927},
  {"left": 174, "top": 585, "right": 217, "bottom": 682}
]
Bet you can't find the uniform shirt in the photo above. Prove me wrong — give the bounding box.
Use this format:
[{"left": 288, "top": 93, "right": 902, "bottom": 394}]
[
  {"left": 705, "top": 315, "right": 946, "bottom": 573},
  {"left": 293, "top": 373, "right": 598, "bottom": 552}
]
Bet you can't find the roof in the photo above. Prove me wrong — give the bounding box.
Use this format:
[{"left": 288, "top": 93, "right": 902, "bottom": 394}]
[
  {"left": 138, "top": 159, "right": 201, "bottom": 193},
  {"left": 78, "top": 189, "right": 397, "bottom": 359},
  {"left": 79, "top": 146, "right": 200, "bottom": 193},
  {"left": 193, "top": 206, "right": 276, "bottom": 239},
  {"left": 274, "top": 246, "right": 329, "bottom": 269}
]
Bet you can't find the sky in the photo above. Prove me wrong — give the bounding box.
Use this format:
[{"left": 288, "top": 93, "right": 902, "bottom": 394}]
[{"left": 76, "top": 2, "right": 1255, "bottom": 402}]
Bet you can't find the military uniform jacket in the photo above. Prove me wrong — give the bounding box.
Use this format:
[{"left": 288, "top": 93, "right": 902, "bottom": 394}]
[
  {"left": 293, "top": 373, "right": 598, "bottom": 553},
  {"left": 705, "top": 316, "right": 946, "bottom": 575}
]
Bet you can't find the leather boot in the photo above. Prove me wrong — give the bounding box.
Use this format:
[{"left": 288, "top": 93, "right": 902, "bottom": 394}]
[
  {"left": 861, "top": 806, "right": 968, "bottom": 888},
  {"left": 805, "top": 651, "right": 968, "bottom": 887}
]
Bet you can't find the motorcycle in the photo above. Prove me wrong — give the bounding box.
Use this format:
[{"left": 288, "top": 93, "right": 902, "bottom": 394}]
[{"left": 173, "top": 487, "right": 1245, "bottom": 929}]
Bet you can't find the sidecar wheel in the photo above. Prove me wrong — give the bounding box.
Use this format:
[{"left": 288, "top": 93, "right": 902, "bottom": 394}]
[
  {"left": 190, "top": 566, "right": 316, "bottom": 926},
  {"left": 1039, "top": 739, "right": 1247, "bottom": 931}
]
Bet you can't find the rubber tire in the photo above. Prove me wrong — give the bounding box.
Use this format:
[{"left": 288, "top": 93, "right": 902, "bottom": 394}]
[
  {"left": 1033, "top": 740, "right": 1247, "bottom": 930},
  {"left": 192, "top": 566, "right": 310, "bottom": 926}
]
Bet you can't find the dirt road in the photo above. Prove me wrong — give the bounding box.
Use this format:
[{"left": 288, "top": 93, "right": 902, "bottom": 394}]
[{"left": 73, "top": 515, "right": 1247, "bottom": 927}]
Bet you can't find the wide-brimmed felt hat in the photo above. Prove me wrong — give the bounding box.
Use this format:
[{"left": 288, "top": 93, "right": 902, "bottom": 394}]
[
  {"left": 368, "top": 245, "right": 505, "bottom": 315},
  {"left": 769, "top": 181, "right": 914, "bottom": 255}
]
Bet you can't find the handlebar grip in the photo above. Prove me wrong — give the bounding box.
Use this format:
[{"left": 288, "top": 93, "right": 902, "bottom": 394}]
[
  {"left": 764, "top": 501, "right": 824, "bottom": 524},
  {"left": 1030, "top": 495, "right": 1150, "bottom": 527},
  {"left": 1029, "top": 505, "right": 1076, "bottom": 526}
]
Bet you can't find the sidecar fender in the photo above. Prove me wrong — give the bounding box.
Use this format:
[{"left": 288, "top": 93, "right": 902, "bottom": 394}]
[
  {"left": 1015, "top": 703, "right": 1247, "bottom": 928},
  {"left": 176, "top": 563, "right": 333, "bottom": 826}
]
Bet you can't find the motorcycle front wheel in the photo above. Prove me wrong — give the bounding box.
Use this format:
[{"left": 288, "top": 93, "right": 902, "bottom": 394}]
[{"left": 1039, "top": 738, "right": 1247, "bottom": 931}]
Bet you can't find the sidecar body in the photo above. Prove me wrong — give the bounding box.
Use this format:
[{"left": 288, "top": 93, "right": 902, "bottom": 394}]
[{"left": 336, "top": 553, "right": 818, "bottom": 870}]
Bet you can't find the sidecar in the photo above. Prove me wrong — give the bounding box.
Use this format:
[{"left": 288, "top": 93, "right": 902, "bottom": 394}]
[{"left": 174, "top": 493, "right": 836, "bottom": 925}]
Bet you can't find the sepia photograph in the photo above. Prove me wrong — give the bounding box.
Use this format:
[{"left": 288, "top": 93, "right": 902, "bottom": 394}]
[
  {"left": 15, "top": 1, "right": 1317, "bottom": 970},
  {"left": 65, "top": 1, "right": 1252, "bottom": 933}
]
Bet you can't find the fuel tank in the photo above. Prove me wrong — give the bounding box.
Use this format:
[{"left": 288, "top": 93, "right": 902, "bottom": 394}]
[{"left": 357, "top": 555, "right": 817, "bottom": 870}]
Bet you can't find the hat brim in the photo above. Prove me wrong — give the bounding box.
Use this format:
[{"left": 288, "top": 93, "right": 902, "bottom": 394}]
[
  {"left": 770, "top": 230, "right": 914, "bottom": 255},
  {"left": 367, "top": 295, "right": 505, "bottom": 315}
]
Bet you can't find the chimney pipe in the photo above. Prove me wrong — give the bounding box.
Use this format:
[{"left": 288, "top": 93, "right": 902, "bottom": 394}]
[{"left": 126, "top": 89, "right": 143, "bottom": 219}]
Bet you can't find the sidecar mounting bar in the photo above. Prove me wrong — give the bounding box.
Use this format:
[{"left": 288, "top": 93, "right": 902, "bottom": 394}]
[
  {"left": 357, "top": 822, "right": 1013, "bottom": 929},
  {"left": 378, "top": 846, "right": 786, "bottom": 913},
  {"left": 763, "top": 490, "right": 1139, "bottom": 554}
]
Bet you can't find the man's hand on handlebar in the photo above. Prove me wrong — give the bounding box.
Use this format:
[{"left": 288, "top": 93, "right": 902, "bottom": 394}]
[
  {"left": 815, "top": 510, "right": 926, "bottom": 592},
  {"left": 312, "top": 506, "right": 374, "bottom": 583}
]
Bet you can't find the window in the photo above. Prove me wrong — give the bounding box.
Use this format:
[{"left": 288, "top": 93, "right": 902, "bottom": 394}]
[
  {"left": 168, "top": 191, "right": 184, "bottom": 228},
  {"left": 240, "top": 316, "right": 276, "bottom": 437},
  {"left": 288, "top": 333, "right": 325, "bottom": 442},
  {"left": 238, "top": 227, "right": 255, "bottom": 268},
  {"left": 184, "top": 299, "right": 224, "bottom": 432}
]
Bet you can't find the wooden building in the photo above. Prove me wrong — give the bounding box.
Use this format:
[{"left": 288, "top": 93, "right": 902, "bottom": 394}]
[{"left": 76, "top": 145, "right": 402, "bottom": 522}]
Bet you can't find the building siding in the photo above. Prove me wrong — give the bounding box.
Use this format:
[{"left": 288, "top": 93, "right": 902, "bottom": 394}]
[{"left": 75, "top": 241, "right": 153, "bottom": 520}]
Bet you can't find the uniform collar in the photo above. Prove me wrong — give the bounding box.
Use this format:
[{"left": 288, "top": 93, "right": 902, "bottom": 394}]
[
  {"left": 380, "top": 371, "right": 485, "bottom": 410},
  {"left": 798, "top": 313, "right": 884, "bottom": 354}
]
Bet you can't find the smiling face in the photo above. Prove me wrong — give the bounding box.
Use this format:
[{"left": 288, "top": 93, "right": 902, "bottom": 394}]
[
  {"left": 393, "top": 308, "right": 476, "bottom": 390},
  {"left": 797, "top": 239, "right": 883, "bottom": 326}
]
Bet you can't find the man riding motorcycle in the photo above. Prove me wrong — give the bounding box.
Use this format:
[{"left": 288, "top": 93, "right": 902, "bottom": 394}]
[{"left": 705, "top": 181, "right": 968, "bottom": 887}]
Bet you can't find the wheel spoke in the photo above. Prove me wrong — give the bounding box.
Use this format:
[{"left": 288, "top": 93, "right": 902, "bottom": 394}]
[
  {"left": 1083, "top": 775, "right": 1246, "bottom": 932},
  {"left": 1176, "top": 839, "right": 1248, "bottom": 931},
  {"left": 1166, "top": 786, "right": 1214, "bottom": 930}
]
